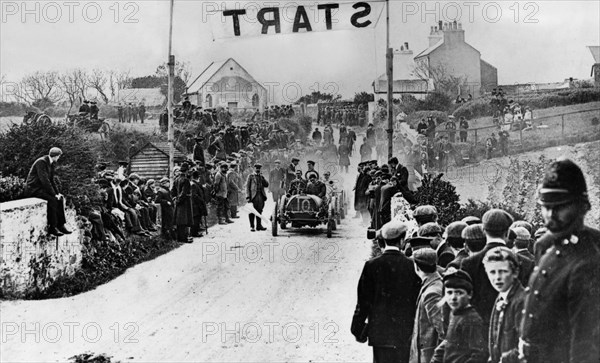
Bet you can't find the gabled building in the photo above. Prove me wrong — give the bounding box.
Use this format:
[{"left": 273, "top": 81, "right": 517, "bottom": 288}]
[
  {"left": 589, "top": 46, "right": 600, "bottom": 88},
  {"left": 185, "top": 58, "right": 268, "bottom": 110},
  {"left": 414, "top": 21, "right": 498, "bottom": 97}
]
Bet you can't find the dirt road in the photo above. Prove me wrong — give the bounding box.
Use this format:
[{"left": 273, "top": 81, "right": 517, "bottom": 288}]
[
  {"left": 1, "top": 125, "right": 375, "bottom": 363},
  {"left": 0, "top": 198, "right": 373, "bottom": 362}
]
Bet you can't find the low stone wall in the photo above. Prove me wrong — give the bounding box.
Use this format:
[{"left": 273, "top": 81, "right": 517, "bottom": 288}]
[{"left": 0, "top": 198, "right": 84, "bottom": 298}]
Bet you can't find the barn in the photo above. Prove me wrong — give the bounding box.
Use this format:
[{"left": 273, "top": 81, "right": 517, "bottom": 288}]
[{"left": 129, "top": 142, "right": 187, "bottom": 181}]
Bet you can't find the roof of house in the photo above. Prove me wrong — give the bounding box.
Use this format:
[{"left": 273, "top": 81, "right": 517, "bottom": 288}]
[
  {"left": 414, "top": 41, "right": 444, "bottom": 58},
  {"left": 130, "top": 142, "right": 187, "bottom": 160},
  {"left": 480, "top": 59, "right": 497, "bottom": 70},
  {"left": 187, "top": 58, "right": 266, "bottom": 93},
  {"left": 115, "top": 88, "right": 166, "bottom": 107},
  {"left": 589, "top": 46, "right": 600, "bottom": 63}
]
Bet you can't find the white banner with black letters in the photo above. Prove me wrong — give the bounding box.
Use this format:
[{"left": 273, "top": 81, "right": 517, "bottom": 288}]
[{"left": 208, "top": 1, "right": 385, "bottom": 40}]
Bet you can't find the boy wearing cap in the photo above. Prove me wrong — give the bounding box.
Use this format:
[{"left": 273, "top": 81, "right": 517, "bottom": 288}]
[
  {"left": 410, "top": 249, "right": 445, "bottom": 363},
  {"left": 511, "top": 227, "right": 534, "bottom": 261},
  {"left": 483, "top": 247, "right": 525, "bottom": 363},
  {"left": 351, "top": 220, "right": 420, "bottom": 363},
  {"left": 431, "top": 270, "right": 487, "bottom": 363},
  {"left": 520, "top": 159, "right": 600, "bottom": 363}
]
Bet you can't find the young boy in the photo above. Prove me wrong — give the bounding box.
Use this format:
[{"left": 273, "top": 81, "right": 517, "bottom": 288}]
[
  {"left": 483, "top": 247, "right": 525, "bottom": 363},
  {"left": 431, "top": 270, "right": 487, "bottom": 363}
]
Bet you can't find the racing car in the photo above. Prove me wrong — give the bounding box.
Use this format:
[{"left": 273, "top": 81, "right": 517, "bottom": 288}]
[{"left": 271, "top": 191, "right": 339, "bottom": 238}]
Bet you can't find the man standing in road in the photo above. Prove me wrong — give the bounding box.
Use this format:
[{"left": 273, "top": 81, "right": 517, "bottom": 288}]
[
  {"left": 24, "top": 147, "right": 72, "bottom": 237},
  {"left": 269, "top": 159, "right": 286, "bottom": 203},
  {"left": 286, "top": 157, "right": 299, "bottom": 190},
  {"left": 351, "top": 220, "right": 421, "bottom": 363},
  {"left": 520, "top": 158, "right": 600, "bottom": 363},
  {"left": 246, "top": 163, "right": 269, "bottom": 232}
]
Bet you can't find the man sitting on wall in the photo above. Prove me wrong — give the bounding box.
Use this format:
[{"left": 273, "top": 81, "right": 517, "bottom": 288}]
[{"left": 24, "top": 147, "right": 72, "bottom": 237}]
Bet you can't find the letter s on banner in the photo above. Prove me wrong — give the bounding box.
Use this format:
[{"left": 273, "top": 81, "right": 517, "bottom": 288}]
[{"left": 209, "top": 1, "right": 385, "bottom": 40}]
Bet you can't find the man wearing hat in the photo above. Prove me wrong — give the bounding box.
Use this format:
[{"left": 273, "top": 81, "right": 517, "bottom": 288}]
[
  {"left": 269, "top": 160, "right": 286, "bottom": 203},
  {"left": 192, "top": 136, "right": 206, "bottom": 166},
  {"left": 359, "top": 137, "right": 372, "bottom": 162},
  {"left": 24, "top": 147, "right": 72, "bottom": 236},
  {"left": 305, "top": 160, "right": 319, "bottom": 181},
  {"left": 117, "top": 161, "right": 129, "bottom": 180},
  {"left": 520, "top": 158, "right": 600, "bottom": 363},
  {"left": 437, "top": 221, "right": 469, "bottom": 268},
  {"left": 78, "top": 100, "right": 90, "bottom": 115},
  {"left": 226, "top": 161, "right": 242, "bottom": 219},
  {"left": 351, "top": 220, "right": 421, "bottom": 363},
  {"left": 456, "top": 209, "right": 534, "bottom": 331},
  {"left": 353, "top": 163, "right": 371, "bottom": 222},
  {"left": 286, "top": 158, "right": 300, "bottom": 189},
  {"left": 155, "top": 177, "right": 174, "bottom": 238},
  {"left": 245, "top": 163, "right": 269, "bottom": 231},
  {"left": 511, "top": 226, "right": 534, "bottom": 261},
  {"left": 214, "top": 162, "right": 233, "bottom": 225},
  {"left": 410, "top": 248, "right": 444, "bottom": 363},
  {"left": 172, "top": 162, "right": 193, "bottom": 242},
  {"left": 288, "top": 170, "right": 307, "bottom": 196},
  {"left": 90, "top": 101, "right": 99, "bottom": 120}
]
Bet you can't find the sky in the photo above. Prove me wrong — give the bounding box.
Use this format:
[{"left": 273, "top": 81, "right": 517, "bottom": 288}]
[{"left": 1, "top": 0, "right": 599, "bottom": 103}]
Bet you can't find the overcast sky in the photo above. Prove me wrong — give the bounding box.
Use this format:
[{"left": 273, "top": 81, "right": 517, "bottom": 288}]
[{"left": 1, "top": 0, "right": 599, "bottom": 103}]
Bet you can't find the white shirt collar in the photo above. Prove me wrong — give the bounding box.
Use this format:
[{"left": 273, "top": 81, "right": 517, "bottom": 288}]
[
  {"left": 487, "top": 237, "right": 506, "bottom": 245},
  {"left": 498, "top": 290, "right": 510, "bottom": 301},
  {"left": 383, "top": 246, "right": 400, "bottom": 252}
]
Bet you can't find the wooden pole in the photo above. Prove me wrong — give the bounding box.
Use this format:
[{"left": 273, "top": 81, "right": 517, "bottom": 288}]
[
  {"left": 168, "top": 0, "right": 175, "bottom": 185},
  {"left": 386, "top": 0, "right": 394, "bottom": 159}
]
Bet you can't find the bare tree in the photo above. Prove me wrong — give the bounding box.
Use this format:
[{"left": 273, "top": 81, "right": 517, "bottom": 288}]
[
  {"left": 57, "top": 71, "right": 81, "bottom": 114},
  {"left": 156, "top": 60, "right": 192, "bottom": 85},
  {"left": 413, "top": 61, "right": 468, "bottom": 96},
  {"left": 108, "top": 70, "right": 132, "bottom": 101},
  {"left": 12, "top": 71, "right": 62, "bottom": 107},
  {"left": 88, "top": 68, "right": 109, "bottom": 104}
]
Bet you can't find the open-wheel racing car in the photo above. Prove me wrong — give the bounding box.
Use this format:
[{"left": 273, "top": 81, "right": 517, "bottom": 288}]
[{"left": 271, "top": 190, "right": 341, "bottom": 238}]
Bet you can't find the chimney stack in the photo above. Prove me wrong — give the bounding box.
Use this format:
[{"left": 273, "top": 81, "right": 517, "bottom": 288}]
[
  {"left": 404, "top": 42, "right": 409, "bottom": 50},
  {"left": 453, "top": 20, "right": 457, "bottom": 29},
  {"left": 438, "top": 20, "right": 443, "bottom": 31},
  {"left": 400, "top": 45, "right": 404, "bottom": 51}
]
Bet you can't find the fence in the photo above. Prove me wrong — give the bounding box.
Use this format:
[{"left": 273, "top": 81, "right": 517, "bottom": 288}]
[{"left": 432, "top": 107, "right": 600, "bottom": 164}]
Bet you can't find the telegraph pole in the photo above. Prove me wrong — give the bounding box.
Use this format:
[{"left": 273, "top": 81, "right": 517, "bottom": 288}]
[
  {"left": 386, "top": 0, "right": 394, "bottom": 159},
  {"left": 168, "top": 0, "right": 175, "bottom": 185}
]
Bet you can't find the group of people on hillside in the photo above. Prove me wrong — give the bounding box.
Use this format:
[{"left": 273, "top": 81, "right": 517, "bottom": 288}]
[
  {"left": 78, "top": 100, "right": 100, "bottom": 120},
  {"left": 318, "top": 104, "right": 367, "bottom": 127},
  {"left": 116, "top": 102, "right": 146, "bottom": 123},
  {"left": 351, "top": 157, "right": 599, "bottom": 363}
]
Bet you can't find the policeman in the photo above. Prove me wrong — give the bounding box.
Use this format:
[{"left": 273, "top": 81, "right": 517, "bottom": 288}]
[{"left": 520, "top": 158, "right": 600, "bottom": 363}]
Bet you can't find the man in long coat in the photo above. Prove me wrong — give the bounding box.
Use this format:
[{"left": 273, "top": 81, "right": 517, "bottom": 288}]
[
  {"left": 173, "top": 163, "right": 193, "bottom": 243},
  {"left": 353, "top": 163, "right": 371, "bottom": 220},
  {"left": 214, "top": 163, "right": 232, "bottom": 225},
  {"left": 226, "top": 162, "right": 242, "bottom": 219},
  {"left": 192, "top": 137, "right": 206, "bottom": 166},
  {"left": 269, "top": 159, "right": 286, "bottom": 203},
  {"left": 190, "top": 171, "right": 207, "bottom": 237},
  {"left": 24, "top": 147, "right": 71, "bottom": 236},
  {"left": 245, "top": 163, "right": 269, "bottom": 232},
  {"left": 351, "top": 221, "right": 421, "bottom": 363},
  {"left": 155, "top": 177, "right": 174, "bottom": 239}
]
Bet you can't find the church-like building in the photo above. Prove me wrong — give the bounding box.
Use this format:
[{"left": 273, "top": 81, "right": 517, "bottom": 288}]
[{"left": 185, "top": 58, "right": 267, "bottom": 110}]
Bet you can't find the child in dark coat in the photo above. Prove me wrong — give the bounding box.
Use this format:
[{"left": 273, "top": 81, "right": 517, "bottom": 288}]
[{"left": 431, "top": 270, "right": 488, "bottom": 363}]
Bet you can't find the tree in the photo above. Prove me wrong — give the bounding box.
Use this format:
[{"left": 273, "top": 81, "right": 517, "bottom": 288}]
[
  {"left": 296, "top": 91, "right": 339, "bottom": 104},
  {"left": 413, "top": 61, "right": 469, "bottom": 97},
  {"left": 88, "top": 69, "right": 109, "bottom": 104},
  {"left": 155, "top": 60, "right": 192, "bottom": 86},
  {"left": 353, "top": 92, "right": 375, "bottom": 105},
  {"left": 413, "top": 173, "right": 461, "bottom": 226},
  {"left": 131, "top": 75, "right": 186, "bottom": 104},
  {"left": 108, "top": 70, "right": 132, "bottom": 100},
  {"left": 13, "top": 71, "right": 61, "bottom": 106}
]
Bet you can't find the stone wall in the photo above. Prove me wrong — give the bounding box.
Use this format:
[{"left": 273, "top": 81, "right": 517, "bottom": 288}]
[{"left": 0, "top": 198, "right": 84, "bottom": 298}]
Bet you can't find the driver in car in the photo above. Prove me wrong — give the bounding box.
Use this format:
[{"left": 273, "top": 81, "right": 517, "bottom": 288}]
[
  {"left": 306, "top": 175, "right": 327, "bottom": 200},
  {"left": 288, "top": 170, "right": 307, "bottom": 195}
]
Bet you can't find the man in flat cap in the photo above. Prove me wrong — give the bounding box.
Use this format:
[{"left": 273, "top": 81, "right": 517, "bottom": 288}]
[
  {"left": 286, "top": 158, "right": 300, "bottom": 190},
  {"left": 193, "top": 136, "right": 206, "bottom": 166},
  {"left": 24, "top": 147, "right": 72, "bottom": 236},
  {"left": 456, "top": 209, "right": 534, "bottom": 334},
  {"left": 214, "top": 162, "right": 233, "bottom": 225},
  {"left": 520, "top": 158, "right": 600, "bottom": 363},
  {"left": 245, "top": 163, "right": 269, "bottom": 232},
  {"left": 351, "top": 220, "right": 420, "bottom": 363}
]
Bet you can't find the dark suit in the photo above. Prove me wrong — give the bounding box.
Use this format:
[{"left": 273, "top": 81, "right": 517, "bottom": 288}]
[
  {"left": 379, "top": 184, "right": 399, "bottom": 226},
  {"left": 521, "top": 226, "right": 600, "bottom": 363},
  {"left": 458, "top": 242, "right": 533, "bottom": 329},
  {"left": 516, "top": 248, "right": 534, "bottom": 262},
  {"left": 192, "top": 143, "right": 205, "bottom": 166},
  {"left": 488, "top": 281, "right": 525, "bottom": 363},
  {"left": 245, "top": 172, "right": 269, "bottom": 229},
  {"left": 351, "top": 248, "right": 421, "bottom": 363},
  {"left": 24, "top": 155, "right": 66, "bottom": 228}
]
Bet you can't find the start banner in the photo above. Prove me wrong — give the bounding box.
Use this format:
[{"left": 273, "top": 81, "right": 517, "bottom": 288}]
[{"left": 208, "top": 1, "right": 385, "bottom": 40}]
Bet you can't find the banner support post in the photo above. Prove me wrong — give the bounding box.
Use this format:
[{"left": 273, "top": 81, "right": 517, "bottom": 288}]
[
  {"left": 168, "top": 0, "right": 175, "bottom": 186},
  {"left": 386, "top": 0, "right": 394, "bottom": 160}
]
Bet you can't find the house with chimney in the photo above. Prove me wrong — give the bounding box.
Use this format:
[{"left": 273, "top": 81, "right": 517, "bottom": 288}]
[
  {"left": 414, "top": 20, "right": 498, "bottom": 97},
  {"left": 589, "top": 46, "right": 600, "bottom": 88}
]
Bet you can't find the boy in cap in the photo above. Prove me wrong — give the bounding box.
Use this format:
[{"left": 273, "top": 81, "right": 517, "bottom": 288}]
[
  {"left": 437, "top": 221, "right": 469, "bottom": 268},
  {"left": 410, "top": 248, "right": 445, "bottom": 363},
  {"left": 483, "top": 247, "right": 525, "bottom": 363},
  {"left": 511, "top": 227, "right": 534, "bottom": 261},
  {"left": 520, "top": 158, "right": 600, "bottom": 363},
  {"left": 431, "top": 270, "right": 487, "bottom": 363},
  {"left": 351, "top": 220, "right": 421, "bottom": 363},
  {"left": 457, "top": 209, "right": 533, "bottom": 330}
]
